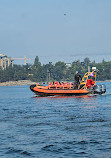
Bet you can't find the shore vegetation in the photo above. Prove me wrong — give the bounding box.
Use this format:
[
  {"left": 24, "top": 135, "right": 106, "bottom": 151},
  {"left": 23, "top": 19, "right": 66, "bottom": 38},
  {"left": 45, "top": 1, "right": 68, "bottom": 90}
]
[{"left": 0, "top": 56, "right": 111, "bottom": 83}]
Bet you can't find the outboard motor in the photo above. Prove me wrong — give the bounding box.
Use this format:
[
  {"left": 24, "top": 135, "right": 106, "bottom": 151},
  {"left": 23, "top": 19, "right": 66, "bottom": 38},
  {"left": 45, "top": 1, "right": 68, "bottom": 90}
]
[
  {"left": 93, "top": 84, "right": 106, "bottom": 94},
  {"left": 101, "top": 84, "right": 106, "bottom": 94}
]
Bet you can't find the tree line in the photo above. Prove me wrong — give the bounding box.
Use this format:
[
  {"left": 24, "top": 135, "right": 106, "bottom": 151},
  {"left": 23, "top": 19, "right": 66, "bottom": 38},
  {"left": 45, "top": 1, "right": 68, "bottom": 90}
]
[{"left": 0, "top": 56, "right": 111, "bottom": 82}]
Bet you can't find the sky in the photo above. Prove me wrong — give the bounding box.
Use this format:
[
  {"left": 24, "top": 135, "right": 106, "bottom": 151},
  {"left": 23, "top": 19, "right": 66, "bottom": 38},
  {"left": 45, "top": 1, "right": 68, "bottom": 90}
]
[{"left": 0, "top": 0, "right": 111, "bottom": 65}]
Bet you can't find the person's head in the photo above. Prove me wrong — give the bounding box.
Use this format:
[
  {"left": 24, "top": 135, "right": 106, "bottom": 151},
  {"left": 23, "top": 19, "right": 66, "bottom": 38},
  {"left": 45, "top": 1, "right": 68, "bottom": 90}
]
[{"left": 75, "top": 71, "right": 78, "bottom": 74}]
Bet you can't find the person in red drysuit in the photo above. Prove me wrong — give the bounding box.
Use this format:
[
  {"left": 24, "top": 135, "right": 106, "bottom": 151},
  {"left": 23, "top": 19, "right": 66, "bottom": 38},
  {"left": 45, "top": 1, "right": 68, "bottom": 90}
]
[{"left": 86, "top": 79, "right": 94, "bottom": 88}]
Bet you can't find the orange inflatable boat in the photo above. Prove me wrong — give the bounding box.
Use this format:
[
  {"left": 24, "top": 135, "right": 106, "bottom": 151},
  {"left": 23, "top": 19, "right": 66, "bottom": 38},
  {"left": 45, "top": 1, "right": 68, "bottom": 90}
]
[{"left": 30, "top": 68, "right": 106, "bottom": 96}]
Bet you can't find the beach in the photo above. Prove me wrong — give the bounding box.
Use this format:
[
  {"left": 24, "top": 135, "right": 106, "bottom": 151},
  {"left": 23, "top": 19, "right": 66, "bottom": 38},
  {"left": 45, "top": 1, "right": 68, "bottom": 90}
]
[{"left": 0, "top": 80, "right": 36, "bottom": 86}]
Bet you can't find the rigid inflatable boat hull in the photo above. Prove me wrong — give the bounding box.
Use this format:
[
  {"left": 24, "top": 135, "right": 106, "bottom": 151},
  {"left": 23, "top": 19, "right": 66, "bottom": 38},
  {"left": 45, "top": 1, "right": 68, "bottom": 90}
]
[{"left": 30, "top": 85, "right": 89, "bottom": 96}]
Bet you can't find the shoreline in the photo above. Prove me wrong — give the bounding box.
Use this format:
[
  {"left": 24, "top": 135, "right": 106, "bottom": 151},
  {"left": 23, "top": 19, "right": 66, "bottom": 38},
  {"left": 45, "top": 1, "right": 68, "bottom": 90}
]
[
  {"left": 0, "top": 80, "right": 111, "bottom": 86},
  {"left": 0, "top": 80, "right": 36, "bottom": 86}
]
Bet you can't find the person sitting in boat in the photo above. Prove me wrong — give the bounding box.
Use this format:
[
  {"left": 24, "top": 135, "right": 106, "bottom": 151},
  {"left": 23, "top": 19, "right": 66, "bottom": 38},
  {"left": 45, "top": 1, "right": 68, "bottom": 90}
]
[
  {"left": 49, "top": 82, "right": 52, "bottom": 85},
  {"left": 74, "top": 71, "right": 82, "bottom": 89}
]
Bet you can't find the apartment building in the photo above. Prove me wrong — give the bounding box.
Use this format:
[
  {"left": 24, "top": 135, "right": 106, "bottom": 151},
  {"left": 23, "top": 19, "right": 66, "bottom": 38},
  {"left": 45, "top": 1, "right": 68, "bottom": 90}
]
[{"left": 0, "top": 54, "right": 13, "bottom": 70}]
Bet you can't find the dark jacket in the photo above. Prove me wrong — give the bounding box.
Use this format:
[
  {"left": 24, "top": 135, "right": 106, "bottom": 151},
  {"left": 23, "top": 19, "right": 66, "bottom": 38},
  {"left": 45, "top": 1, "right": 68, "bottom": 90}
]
[{"left": 74, "top": 73, "right": 82, "bottom": 82}]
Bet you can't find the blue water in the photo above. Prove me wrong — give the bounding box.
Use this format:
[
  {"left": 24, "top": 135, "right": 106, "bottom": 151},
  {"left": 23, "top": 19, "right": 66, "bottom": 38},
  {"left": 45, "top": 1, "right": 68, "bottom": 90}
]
[{"left": 0, "top": 82, "right": 111, "bottom": 158}]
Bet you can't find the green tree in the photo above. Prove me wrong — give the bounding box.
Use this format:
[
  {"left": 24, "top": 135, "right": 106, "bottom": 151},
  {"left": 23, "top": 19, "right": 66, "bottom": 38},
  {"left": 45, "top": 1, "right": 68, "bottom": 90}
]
[{"left": 53, "top": 61, "right": 66, "bottom": 81}]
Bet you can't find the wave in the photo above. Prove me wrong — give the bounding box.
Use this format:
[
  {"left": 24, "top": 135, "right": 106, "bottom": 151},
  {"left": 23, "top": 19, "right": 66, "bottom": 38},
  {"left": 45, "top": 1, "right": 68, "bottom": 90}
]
[{"left": 6, "top": 147, "right": 31, "bottom": 156}]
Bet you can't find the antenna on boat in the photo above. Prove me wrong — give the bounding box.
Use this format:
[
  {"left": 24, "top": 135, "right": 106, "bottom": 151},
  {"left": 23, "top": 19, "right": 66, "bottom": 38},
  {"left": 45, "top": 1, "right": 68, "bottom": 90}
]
[
  {"left": 88, "top": 66, "right": 90, "bottom": 72},
  {"left": 47, "top": 69, "right": 50, "bottom": 84}
]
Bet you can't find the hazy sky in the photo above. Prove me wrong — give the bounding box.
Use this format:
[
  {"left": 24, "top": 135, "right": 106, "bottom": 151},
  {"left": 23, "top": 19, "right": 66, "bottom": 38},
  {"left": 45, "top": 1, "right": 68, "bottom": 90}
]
[{"left": 0, "top": 0, "right": 111, "bottom": 64}]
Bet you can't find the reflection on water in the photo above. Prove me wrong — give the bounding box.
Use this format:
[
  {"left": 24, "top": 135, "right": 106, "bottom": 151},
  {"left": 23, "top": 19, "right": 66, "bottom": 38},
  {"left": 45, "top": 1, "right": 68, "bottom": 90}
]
[{"left": 0, "top": 82, "right": 111, "bottom": 158}]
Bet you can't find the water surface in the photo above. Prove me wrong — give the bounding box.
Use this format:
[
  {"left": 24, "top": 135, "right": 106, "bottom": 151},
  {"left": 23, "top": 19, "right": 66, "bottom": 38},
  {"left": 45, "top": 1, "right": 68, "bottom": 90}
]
[{"left": 0, "top": 82, "right": 111, "bottom": 158}]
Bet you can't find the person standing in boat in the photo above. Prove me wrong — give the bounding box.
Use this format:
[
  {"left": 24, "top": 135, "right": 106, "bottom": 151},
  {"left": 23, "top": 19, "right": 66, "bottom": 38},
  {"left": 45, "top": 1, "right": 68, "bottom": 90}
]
[{"left": 74, "top": 71, "right": 82, "bottom": 89}]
